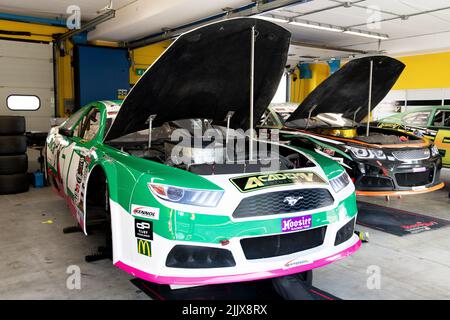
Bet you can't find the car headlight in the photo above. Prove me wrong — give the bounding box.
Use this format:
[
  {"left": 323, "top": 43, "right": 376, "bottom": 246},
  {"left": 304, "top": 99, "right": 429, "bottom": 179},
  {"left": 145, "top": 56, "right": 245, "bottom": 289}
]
[
  {"left": 431, "top": 145, "right": 440, "bottom": 157},
  {"left": 329, "top": 172, "right": 351, "bottom": 193},
  {"left": 347, "top": 146, "right": 386, "bottom": 160},
  {"left": 148, "top": 183, "right": 224, "bottom": 207}
]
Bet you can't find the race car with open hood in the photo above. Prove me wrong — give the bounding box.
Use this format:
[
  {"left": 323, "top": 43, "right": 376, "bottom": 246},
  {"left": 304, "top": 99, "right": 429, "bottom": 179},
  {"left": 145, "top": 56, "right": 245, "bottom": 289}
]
[
  {"left": 260, "top": 56, "right": 444, "bottom": 197},
  {"left": 45, "top": 18, "right": 360, "bottom": 287}
]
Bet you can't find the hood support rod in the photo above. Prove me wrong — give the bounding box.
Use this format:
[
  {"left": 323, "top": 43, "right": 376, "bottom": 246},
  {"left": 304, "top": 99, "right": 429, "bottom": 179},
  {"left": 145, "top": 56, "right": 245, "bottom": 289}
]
[
  {"left": 353, "top": 106, "right": 362, "bottom": 124},
  {"left": 148, "top": 114, "right": 157, "bottom": 149},
  {"left": 249, "top": 25, "right": 256, "bottom": 161},
  {"left": 366, "top": 60, "right": 373, "bottom": 137},
  {"left": 305, "top": 105, "right": 318, "bottom": 130},
  {"left": 224, "top": 111, "right": 235, "bottom": 147}
]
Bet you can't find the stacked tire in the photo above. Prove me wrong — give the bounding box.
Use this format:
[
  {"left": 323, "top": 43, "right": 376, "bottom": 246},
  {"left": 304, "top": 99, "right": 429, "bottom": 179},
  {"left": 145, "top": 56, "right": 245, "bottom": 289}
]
[{"left": 0, "top": 116, "right": 29, "bottom": 194}]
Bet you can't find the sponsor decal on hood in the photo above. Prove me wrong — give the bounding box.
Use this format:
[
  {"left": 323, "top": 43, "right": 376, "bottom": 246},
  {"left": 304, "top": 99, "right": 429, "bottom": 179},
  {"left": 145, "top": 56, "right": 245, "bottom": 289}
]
[{"left": 230, "top": 171, "right": 326, "bottom": 192}]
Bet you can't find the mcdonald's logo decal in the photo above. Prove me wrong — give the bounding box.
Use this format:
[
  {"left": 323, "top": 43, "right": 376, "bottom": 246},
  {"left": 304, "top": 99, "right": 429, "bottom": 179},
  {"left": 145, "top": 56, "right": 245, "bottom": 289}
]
[{"left": 137, "top": 239, "right": 152, "bottom": 257}]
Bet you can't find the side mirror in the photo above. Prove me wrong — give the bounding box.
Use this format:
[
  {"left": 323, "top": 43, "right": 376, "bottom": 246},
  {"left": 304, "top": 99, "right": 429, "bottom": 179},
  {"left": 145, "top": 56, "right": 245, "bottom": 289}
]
[{"left": 59, "top": 127, "right": 74, "bottom": 137}]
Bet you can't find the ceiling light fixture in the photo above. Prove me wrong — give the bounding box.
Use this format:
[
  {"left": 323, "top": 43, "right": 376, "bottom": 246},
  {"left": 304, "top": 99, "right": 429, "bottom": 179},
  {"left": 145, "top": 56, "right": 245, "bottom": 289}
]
[
  {"left": 343, "top": 30, "right": 389, "bottom": 40},
  {"left": 257, "top": 15, "right": 289, "bottom": 24},
  {"left": 289, "top": 20, "right": 343, "bottom": 32}
]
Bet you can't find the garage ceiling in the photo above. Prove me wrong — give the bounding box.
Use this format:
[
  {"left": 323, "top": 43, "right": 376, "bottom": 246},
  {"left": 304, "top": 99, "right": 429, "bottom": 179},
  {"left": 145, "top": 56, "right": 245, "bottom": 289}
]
[
  {"left": 1, "top": 0, "right": 450, "bottom": 65},
  {"left": 0, "top": 0, "right": 135, "bottom": 21},
  {"left": 263, "top": 0, "right": 450, "bottom": 63}
]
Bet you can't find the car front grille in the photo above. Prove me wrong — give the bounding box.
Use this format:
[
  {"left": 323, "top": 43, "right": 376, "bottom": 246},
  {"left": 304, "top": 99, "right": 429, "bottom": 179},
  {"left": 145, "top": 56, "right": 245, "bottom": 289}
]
[
  {"left": 356, "top": 176, "right": 394, "bottom": 191},
  {"left": 392, "top": 148, "right": 430, "bottom": 161},
  {"left": 395, "top": 169, "right": 433, "bottom": 187},
  {"left": 232, "top": 188, "right": 334, "bottom": 219},
  {"left": 240, "top": 226, "right": 327, "bottom": 260}
]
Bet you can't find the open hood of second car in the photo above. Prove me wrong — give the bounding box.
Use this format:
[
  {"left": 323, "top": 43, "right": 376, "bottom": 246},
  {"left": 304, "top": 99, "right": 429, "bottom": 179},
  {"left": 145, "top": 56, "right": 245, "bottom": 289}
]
[
  {"left": 285, "top": 56, "right": 405, "bottom": 125},
  {"left": 105, "top": 18, "right": 291, "bottom": 141}
]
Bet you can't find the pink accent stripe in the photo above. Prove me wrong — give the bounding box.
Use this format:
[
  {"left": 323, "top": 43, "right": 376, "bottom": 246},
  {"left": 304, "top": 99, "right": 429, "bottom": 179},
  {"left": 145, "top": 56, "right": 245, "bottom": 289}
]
[
  {"left": 309, "top": 288, "right": 334, "bottom": 300},
  {"left": 115, "top": 240, "right": 361, "bottom": 286}
]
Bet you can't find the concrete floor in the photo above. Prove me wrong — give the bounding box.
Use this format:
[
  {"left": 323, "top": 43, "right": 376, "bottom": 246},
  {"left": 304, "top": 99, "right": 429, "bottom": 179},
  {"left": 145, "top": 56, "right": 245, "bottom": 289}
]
[{"left": 0, "top": 170, "right": 449, "bottom": 300}]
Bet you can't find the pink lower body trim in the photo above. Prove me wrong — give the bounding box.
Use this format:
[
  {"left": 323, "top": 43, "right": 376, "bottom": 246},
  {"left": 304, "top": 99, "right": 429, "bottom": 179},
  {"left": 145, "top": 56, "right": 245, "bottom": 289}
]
[{"left": 115, "top": 239, "right": 361, "bottom": 286}]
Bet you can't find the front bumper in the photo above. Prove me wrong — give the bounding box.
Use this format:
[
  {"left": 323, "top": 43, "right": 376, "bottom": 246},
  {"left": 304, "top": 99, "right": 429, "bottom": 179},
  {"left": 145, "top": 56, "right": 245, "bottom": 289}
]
[
  {"left": 348, "top": 154, "right": 444, "bottom": 196},
  {"left": 115, "top": 238, "right": 361, "bottom": 286},
  {"left": 110, "top": 197, "right": 360, "bottom": 286}
]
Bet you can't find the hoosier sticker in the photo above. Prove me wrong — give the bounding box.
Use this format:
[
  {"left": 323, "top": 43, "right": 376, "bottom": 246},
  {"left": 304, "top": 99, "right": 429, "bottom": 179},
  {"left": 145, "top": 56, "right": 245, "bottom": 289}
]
[
  {"left": 230, "top": 171, "right": 325, "bottom": 192},
  {"left": 281, "top": 215, "right": 312, "bottom": 232}
]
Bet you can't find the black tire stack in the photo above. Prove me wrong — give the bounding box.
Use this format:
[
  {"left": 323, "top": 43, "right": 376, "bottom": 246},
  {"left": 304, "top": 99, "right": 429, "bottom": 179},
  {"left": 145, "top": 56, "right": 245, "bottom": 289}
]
[{"left": 0, "top": 116, "right": 29, "bottom": 194}]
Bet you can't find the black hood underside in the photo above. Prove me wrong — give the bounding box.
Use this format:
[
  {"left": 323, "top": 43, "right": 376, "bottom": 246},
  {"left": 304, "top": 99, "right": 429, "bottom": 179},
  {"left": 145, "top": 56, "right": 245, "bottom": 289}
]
[
  {"left": 285, "top": 55, "right": 405, "bottom": 125},
  {"left": 105, "top": 18, "right": 291, "bottom": 141}
]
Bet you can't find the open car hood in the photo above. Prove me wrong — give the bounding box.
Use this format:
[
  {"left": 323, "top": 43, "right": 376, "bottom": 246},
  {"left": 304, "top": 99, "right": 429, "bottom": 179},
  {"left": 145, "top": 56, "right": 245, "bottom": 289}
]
[
  {"left": 105, "top": 18, "right": 291, "bottom": 141},
  {"left": 285, "top": 56, "right": 405, "bottom": 126}
]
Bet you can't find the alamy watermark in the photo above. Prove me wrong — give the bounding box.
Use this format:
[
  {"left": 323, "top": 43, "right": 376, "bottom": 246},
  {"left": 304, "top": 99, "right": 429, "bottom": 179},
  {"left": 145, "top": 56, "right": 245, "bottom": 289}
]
[
  {"left": 366, "top": 265, "right": 381, "bottom": 290},
  {"left": 66, "top": 5, "right": 81, "bottom": 30},
  {"left": 167, "top": 127, "right": 281, "bottom": 172},
  {"left": 366, "top": 5, "right": 382, "bottom": 30},
  {"left": 66, "top": 265, "right": 81, "bottom": 290}
]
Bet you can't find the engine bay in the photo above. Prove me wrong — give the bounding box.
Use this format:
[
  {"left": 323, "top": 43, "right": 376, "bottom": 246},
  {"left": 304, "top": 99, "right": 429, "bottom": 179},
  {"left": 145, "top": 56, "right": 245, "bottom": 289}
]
[{"left": 106, "top": 119, "right": 315, "bottom": 175}]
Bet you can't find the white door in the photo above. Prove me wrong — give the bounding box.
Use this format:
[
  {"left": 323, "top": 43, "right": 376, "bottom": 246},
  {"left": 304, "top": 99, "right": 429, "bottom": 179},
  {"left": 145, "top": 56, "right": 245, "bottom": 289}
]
[{"left": 0, "top": 39, "right": 55, "bottom": 132}]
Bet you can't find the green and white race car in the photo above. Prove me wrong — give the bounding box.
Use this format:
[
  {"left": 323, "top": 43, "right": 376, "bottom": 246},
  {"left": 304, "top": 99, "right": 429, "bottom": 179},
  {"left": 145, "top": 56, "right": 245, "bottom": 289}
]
[{"left": 46, "top": 18, "right": 360, "bottom": 286}]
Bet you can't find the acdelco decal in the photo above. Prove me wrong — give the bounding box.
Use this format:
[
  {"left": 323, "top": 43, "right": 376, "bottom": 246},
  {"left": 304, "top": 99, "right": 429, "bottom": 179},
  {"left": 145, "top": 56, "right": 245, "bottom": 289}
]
[{"left": 230, "top": 171, "right": 325, "bottom": 192}]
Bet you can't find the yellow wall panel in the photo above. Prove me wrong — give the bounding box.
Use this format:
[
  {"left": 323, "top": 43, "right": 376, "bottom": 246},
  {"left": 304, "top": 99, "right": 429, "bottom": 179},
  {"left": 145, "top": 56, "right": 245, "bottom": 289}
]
[
  {"left": 290, "top": 63, "right": 330, "bottom": 104},
  {"left": 130, "top": 40, "right": 172, "bottom": 84},
  {"left": 393, "top": 51, "right": 450, "bottom": 90}
]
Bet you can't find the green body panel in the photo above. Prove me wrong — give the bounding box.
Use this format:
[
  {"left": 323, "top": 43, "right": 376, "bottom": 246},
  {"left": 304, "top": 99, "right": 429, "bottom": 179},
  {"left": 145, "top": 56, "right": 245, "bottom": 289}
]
[
  {"left": 136, "top": 193, "right": 357, "bottom": 244},
  {"left": 288, "top": 145, "right": 345, "bottom": 180},
  {"left": 49, "top": 101, "right": 357, "bottom": 245},
  {"left": 283, "top": 133, "right": 353, "bottom": 162},
  {"left": 378, "top": 105, "right": 450, "bottom": 167}
]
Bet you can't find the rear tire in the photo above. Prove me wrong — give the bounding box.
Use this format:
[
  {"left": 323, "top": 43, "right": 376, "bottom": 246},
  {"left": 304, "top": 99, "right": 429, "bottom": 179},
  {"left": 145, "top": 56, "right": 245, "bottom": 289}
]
[
  {"left": 0, "top": 136, "right": 27, "bottom": 155},
  {"left": 0, "top": 173, "right": 29, "bottom": 195},
  {"left": 0, "top": 116, "right": 26, "bottom": 135},
  {"left": 0, "top": 154, "right": 28, "bottom": 174}
]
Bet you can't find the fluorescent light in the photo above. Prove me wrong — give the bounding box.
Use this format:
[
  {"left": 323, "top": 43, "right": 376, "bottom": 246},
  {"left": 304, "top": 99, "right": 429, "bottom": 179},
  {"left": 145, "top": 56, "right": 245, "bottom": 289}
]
[
  {"left": 257, "top": 15, "right": 288, "bottom": 24},
  {"left": 288, "top": 20, "right": 343, "bottom": 32},
  {"left": 343, "top": 30, "right": 389, "bottom": 40}
]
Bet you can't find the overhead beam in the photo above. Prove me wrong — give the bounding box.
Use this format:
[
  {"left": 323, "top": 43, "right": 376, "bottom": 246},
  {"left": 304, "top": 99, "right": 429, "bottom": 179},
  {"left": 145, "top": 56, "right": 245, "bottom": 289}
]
[
  {"left": 290, "top": 40, "right": 368, "bottom": 54},
  {"left": 125, "top": 0, "right": 312, "bottom": 49},
  {"left": 56, "top": 9, "right": 115, "bottom": 43},
  {"left": 346, "top": 5, "right": 450, "bottom": 28}
]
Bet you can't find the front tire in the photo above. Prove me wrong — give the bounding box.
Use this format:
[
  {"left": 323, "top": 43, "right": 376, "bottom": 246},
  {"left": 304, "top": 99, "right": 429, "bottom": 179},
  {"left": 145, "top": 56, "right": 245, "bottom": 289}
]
[{"left": 272, "top": 270, "right": 313, "bottom": 300}]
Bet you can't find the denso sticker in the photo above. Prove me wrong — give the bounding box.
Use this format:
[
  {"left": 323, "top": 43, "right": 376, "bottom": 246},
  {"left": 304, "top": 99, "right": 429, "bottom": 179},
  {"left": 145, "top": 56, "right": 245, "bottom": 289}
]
[
  {"left": 131, "top": 205, "right": 160, "bottom": 220},
  {"left": 281, "top": 215, "right": 312, "bottom": 232}
]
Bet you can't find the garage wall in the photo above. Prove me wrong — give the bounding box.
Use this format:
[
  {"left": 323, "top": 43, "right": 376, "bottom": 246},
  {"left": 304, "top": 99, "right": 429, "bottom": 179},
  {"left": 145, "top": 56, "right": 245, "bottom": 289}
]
[
  {"left": 0, "top": 39, "right": 55, "bottom": 132},
  {"left": 374, "top": 51, "right": 450, "bottom": 120},
  {"left": 289, "top": 63, "right": 330, "bottom": 104},
  {"left": 393, "top": 51, "right": 450, "bottom": 90},
  {"left": 129, "top": 40, "right": 172, "bottom": 85}
]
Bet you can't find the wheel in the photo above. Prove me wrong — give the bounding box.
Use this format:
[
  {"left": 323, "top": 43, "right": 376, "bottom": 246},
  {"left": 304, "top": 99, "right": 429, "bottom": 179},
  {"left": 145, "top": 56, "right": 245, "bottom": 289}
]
[
  {"left": 0, "top": 154, "right": 28, "bottom": 174},
  {"left": 0, "top": 116, "right": 26, "bottom": 135},
  {"left": 0, "top": 173, "right": 29, "bottom": 195},
  {"left": 0, "top": 136, "right": 27, "bottom": 155},
  {"left": 272, "top": 270, "right": 314, "bottom": 300}
]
